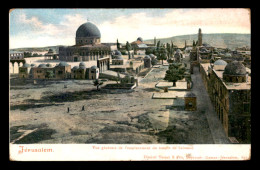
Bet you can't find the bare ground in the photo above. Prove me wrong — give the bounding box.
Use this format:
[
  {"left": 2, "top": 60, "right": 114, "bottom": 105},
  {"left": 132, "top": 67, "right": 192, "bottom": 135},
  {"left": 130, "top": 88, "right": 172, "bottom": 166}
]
[{"left": 9, "top": 65, "right": 214, "bottom": 144}]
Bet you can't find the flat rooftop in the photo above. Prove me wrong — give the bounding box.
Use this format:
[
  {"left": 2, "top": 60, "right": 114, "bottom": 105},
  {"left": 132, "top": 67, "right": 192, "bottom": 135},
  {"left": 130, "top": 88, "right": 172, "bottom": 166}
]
[
  {"left": 200, "top": 63, "right": 251, "bottom": 90},
  {"left": 155, "top": 81, "right": 187, "bottom": 90},
  {"left": 152, "top": 91, "right": 188, "bottom": 99}
]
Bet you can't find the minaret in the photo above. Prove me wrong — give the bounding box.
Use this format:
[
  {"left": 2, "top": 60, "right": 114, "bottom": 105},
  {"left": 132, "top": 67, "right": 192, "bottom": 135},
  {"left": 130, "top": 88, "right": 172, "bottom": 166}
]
[
  {"left": 185, "top": 40, "right": 187, "bottom": 48},
  {"left": 198, "top": 28, "right": 202, "bottom": 46},
  {"left": 154, "top": 37, "right": 156, "bottom": 46}
]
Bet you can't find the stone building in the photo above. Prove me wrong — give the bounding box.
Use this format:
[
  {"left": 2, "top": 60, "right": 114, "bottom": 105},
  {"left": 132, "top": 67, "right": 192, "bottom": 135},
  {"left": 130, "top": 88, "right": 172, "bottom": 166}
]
[
  {"left": 71, "top": 62, "right": 87, "bottom": 79},
  {"left": 88, "top": 66, "right": 99, "bottom": 80},
  {"left": 31, "top": 62, "right": 71, "bottom": 79},
  {"left": 131, "top": 37, "right": 148, "bottom": 55},
  {"left": 112, "top": 50, "right": 124, "bottom": 65},
  {"left": 59, "top": 21, "right": 110, "bottom": 73},
  {"left": 18, "top": 63, "right": 32, "bottom": 78},
  {"left": 32, "top": 64, "right": 52, "bottom": 79},
  {"left": 184, "top": 92, "right": 197, "bottom": 111},
  {"left": 143, "top": 55, "right": 151, "bottom": 68},
  {"left": 200, "top": 60, "right": 251, "bottom": 143},
  {"left": 54, "top": 62, "right": 71, "bottom": 79},
  {"left": 44, "top": 49, "right": 59, "bottom": 60}
]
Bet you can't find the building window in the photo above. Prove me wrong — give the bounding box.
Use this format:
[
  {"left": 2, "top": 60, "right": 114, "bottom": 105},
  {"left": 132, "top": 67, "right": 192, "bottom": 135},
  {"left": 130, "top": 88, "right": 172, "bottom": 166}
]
[
  {"left": 243, "top": 102, "right": 250, "bottom": 113},
  {"left": 58, "top": 71, "right": 63, "bottom": 74}
]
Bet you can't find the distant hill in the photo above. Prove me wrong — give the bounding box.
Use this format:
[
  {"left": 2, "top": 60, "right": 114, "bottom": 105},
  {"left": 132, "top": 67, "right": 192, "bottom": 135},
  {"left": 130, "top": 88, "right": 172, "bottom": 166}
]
[
  {"left": 10, "top": 45, "right": 64, "bottom": 53},
  {"left": 144, "top": 33, "right": 250, "bottom": 50},
  {"left": 10, "top": 33, "right": 250, "bottom": 52}
]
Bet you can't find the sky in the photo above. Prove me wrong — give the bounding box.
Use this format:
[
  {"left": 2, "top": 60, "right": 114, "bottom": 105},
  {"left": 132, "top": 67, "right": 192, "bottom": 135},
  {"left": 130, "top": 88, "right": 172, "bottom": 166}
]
[{"left": 9, "top": 8, "right": 251, "bottom": 49}]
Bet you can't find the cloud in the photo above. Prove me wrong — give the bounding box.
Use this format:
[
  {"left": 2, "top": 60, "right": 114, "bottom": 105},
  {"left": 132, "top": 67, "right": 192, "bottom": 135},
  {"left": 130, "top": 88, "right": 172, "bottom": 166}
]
[
  {"left": 99, "top": 8, "right": 250, "bottom": 43},
  {"left": 17, "top": 12, "right": 61, "bottom": 36},
  {"left": 10, "top": 9, "right": 250, "bottom": 49},
  {"left": 10, "top": 13, "right": 88, "bottom": 48}
]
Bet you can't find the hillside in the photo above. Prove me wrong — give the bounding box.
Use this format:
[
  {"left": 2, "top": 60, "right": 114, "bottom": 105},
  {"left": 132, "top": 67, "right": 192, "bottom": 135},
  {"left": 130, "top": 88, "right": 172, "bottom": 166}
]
[
  {"left": 10, "top": 34, "right": 250, "bottom": 52},
  {"left": 144, "top": 33, "right": 250, "bottom": 50},
  {"left": 10, "top": 45, "right": 64, "bottom": 53}
]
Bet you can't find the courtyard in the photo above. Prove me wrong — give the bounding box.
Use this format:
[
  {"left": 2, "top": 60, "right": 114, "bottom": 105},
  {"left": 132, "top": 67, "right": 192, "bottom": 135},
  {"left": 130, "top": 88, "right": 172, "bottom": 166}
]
[{"left": 9, "top": 62, "right": 229, "bottom": 144}]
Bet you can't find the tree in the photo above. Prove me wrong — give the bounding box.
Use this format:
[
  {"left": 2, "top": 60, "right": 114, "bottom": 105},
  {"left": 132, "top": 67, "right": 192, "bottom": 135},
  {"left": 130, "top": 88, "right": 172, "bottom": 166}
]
[
  {"left": 156, "top": 47, "right": 167, "bottom": 65},
  {"left": 45, "top": 70, "right": 54, "bottom": 79},
  {"left": 164, "top": 63, "right": 186, "bottom": 86},
  {"left": 145, "top": 48, "right": 154, "bottom": 55},
  {"left": 126, "top": 41, "right": 131, "bottom": 59},
  {"left": 93, "top": 79, "right": 103, "bottom": 91},
  {"left": 193, "top": 40, "right": 196, "bottom": 47},
  {"left": 156, "top": 41, "right": 161, "bottom": 50},
  {"left": 116, "top": 39, "right": 120, "bottom": 50}
]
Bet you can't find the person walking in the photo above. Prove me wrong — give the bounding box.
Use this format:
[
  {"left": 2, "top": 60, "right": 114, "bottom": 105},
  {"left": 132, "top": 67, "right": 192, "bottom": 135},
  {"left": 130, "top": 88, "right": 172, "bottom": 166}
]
[
  {"left": 67, "top": 107, "right": 70, "bottom": 113},
  {"left": 82, "top": 106, "right": 85, "bottom": 111}
]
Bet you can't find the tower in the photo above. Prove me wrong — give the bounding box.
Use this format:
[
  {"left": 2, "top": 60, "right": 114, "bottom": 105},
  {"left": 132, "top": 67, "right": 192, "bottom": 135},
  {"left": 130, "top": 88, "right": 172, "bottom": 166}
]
[
  {"left": 198, "top": 28, "right": 202, "bottom": 46},
  {"left": 185, "top": 40, "right": 187, "bottom": 48}
]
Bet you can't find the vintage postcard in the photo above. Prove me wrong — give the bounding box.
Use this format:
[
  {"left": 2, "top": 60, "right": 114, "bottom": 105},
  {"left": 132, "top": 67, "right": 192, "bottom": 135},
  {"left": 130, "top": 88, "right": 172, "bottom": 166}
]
[{"left": 9, "top": 8, "right": 251, "bottom": 161}]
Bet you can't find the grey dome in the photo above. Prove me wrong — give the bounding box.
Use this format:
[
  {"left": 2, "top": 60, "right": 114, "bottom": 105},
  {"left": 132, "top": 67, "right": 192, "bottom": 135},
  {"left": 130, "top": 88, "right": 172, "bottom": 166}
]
[
  {"left": 137, "top": 37, "right": 143, "bottom": 42},
  {"left": 38, "top": 64, "right": 47, "bottom": 68},
  {"left": 176, "top": 49, "right": 182, "bottom": 53},
  {"left": 144, "top": 55, "right": 151, "bottom": 59},
  {"left": 200, "top": 48, "right": 208, "bottom": 52},
  {"left": 114, "top": 50, "right": 122, "bottom": 56},
  {"left": 223, "top": 60, "right": 247, "bottom": 75},
  {"left": 72, "top": 66, "right": 79, "bottom": 70},
  {"left": 30, "top": 64, "right": 36, "bottom": 67},
  {"left": 76, "top": 22, "right": 101, "bottom": 38},
  {"left": 214, "top": 59, "right": 227, "bottom": 66},
  {"left": 22, "top": 63, "right": 31, "bottom": 68},
  {"left": 79, "top": 66, "right": 86, "bottom": 69},
  {"left": 149, "top": 54, "right": 155, "bottom": 57},
  {"left": 58, "top": 62, "right": 69, "bottom": 67},
  {"left": 91, "top": 65, "right": 98, "bottom": 69},
  {"left": 79, "top": 62, "right": 86, "bottom": 67}
]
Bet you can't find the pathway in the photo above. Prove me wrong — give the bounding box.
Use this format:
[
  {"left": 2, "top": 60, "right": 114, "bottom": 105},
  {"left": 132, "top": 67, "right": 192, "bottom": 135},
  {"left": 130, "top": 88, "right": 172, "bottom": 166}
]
[{"left": 191, "top": 66, "right": 230, "bottom": 144}]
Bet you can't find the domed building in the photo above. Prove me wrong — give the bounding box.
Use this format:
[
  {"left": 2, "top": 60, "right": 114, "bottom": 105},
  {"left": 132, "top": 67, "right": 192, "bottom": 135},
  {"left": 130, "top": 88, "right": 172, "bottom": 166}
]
[
  {"left": 19, "top": 63, "right": 32, "bottom": 78},
  {"left": 131, "top": 37, "right": 148, "bottom": 55},
  {"left": 200, "top": 59, "right": 251, "bottom": 143},
  {"left": 213, "top": 59, "right": 227, "bottom": 71},
  {"left": 223, "top": 60, "right": 247, "bottom": 83},
  {"left": 144, "top": 55, "right": 151, "bottom": 68},
  {"left": 59, "top": 21, "right": 111, "bottom": 73},
  {"left": 89, "top": 65, "right": 99, "bottom": 80},
  {"left": 137, "top": 37, "right": 143, "bottom": 42},
  {"left": 76, "top": 22, "right": 101, "bottom": 46},
  {"left": 112, "top": 50, "right": 124, "bottom": 65}
]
